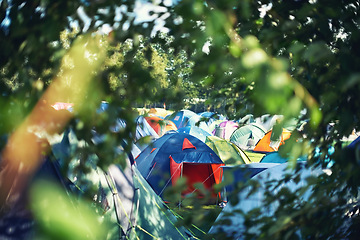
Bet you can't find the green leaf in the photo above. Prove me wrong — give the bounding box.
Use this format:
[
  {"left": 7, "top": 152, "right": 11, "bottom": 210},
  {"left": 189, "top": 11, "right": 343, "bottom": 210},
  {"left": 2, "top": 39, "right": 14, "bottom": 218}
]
[
  {"left": 242, "top": 48, "right": 268, "bottom": 68},
  {"left": 303, "top": 42, "right": 333, "bottom": 64}
]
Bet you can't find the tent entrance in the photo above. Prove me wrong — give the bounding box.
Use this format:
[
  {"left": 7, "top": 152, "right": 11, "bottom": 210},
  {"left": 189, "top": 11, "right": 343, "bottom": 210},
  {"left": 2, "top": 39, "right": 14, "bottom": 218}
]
[
  {"left": 170, "top": 158, "right": 223, "bottom": 199},
  {"left": 182, "top": 163, "right": 215, "bottom": 195}
]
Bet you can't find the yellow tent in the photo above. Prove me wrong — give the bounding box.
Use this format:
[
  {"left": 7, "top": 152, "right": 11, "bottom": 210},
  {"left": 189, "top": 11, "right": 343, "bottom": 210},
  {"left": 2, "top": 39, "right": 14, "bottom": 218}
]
[{"left": 205, "top": 136, "right": 251, "bottom": 165}]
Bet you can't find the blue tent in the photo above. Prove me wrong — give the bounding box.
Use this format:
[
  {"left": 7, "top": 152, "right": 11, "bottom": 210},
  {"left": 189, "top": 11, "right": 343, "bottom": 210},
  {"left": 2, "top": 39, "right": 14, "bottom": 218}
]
[
  {"left": 166, "top": 110, "right": 211, "bottom": 133},
  {"left": 198, "top": 112, "right": 227, "bottom": 126},
  {"left": 221, "top": 163, "right": 280, "bottom": 197},
  {"left": 260, "top": 151, "right": 307, "bottom": 163},
  {"left": 177, "top": 126, "right": 212, "bottom": 142},
  {"left": 347, "top": 136, "right": 360, "bottom": 149},
  {"left": 165, "top": 110, "right": 198, "bottom": 128},
  {"left": 135, "top": 132, "right": 224, "bottom": 200},
  {"left": 198, "top": 112, "right": 216, "bottom": 118}
]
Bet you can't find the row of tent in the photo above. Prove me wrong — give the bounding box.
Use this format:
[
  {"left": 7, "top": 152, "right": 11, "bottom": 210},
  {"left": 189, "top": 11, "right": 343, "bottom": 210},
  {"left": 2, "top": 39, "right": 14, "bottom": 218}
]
[
  {"left": 102, "top": 106, "right": 358, "bottom": 239},
  {"left": 0, "top": 132, "right": 196, "bottom": 239},
  {"left": 126, "top": 108, "right": 300, "bottom": 211},
  {"left": 0, "top": 103, "right": 329, "bottom": 239},
  {"left": 136, "top": 108, "right": 293, "bottom": 153}
]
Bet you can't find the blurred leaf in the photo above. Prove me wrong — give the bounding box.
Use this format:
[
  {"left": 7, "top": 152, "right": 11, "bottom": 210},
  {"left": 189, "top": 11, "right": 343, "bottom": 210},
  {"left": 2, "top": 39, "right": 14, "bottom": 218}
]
[
  {"left": 303, "top": 42, "right": 333, "bottom": 64},
  {"left": 30, "top": 180, "right": 109, "bottom": 240},
  {"left": 242, "top": 48, "right": 268, "bottom": 68}
]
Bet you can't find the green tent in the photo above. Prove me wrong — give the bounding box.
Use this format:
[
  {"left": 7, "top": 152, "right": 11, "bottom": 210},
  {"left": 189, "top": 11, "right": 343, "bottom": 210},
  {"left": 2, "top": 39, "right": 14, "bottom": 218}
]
[
  {"left": 96, "top": 164, "right": 194, "bottom": 240},
  {"left": 205, "top": 136, "right": 251, "bottom": 165},
  {"left": 52, "top": 128, "right": 194, "bottom": 240}
]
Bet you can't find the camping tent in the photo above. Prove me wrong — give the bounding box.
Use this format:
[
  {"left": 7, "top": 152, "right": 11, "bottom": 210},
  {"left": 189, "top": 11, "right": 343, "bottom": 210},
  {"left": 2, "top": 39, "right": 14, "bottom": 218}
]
[
  {"left": 255, "top": 114, "right": 283, "bottom": 132},
  {"left": 221, "top": 163, "right": 280, "bottom": 198},
  {"left": 208, "top": 163, "right": 323, "bottom": 239},
  {"left": 135, "top": 116, "right": 159, "bottom": 152},
  {"left": 165, "top": 110, "right": 211, "bottom": 133},
  {"left": 96, "top": 162, "right": 194, "bottom": 239},
  {"left": 177, "top": 126, "right": 212, "bottom": 143},
  {"left": 198, "top": 112, "right": 227, "bottom": 126},
  {"left": 135, "top": 115, "right": 159, "bottom": 142},
  {"left": 134, "top": 132, "right": 224, "bottom": 200},
  {"left": 165, "top": 109, "right": 198, "bottom": 128},
  {"left": 253, "top": 128, "right": 291, "bottom": 153},
  {"left": 260, "top": 151, "right": 307, "bottom": 163},
  {"left": 145, "top": 116, "right": 178, "bottom": 137},
  {"left": 212, "top": 120, "right": 239, "bottom": 140},
  {"left": 208, "top": 119, "right": 225, "bottom": 133},
  {"left": 51, "top": 126, "right": 194, "bottom": 239},
  {"left": 205, "top": 136, "right": 251, "bottom": 165},
  {"left": 238, "top": 114, "right": 255, "bottom": 125},
  {"left": 0, "top": 156, "right": 76, "bottom": 240},
  {"left": 230, "top": 123, "right": 266, "bottom": 150}
]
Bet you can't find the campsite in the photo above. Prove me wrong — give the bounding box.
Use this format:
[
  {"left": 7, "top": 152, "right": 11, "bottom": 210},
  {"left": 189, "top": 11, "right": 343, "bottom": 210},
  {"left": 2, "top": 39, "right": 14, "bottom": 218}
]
[{"left": 1, "top": 1, "right": 360, "bottom": 239}]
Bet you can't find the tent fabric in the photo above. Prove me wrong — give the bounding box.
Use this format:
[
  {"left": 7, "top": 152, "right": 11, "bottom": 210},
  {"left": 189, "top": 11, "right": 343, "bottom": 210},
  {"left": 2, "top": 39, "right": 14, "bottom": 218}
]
[
  {"left": 255, "top": 114, "right": 283, "bottom": 132},
  {"left": 208, "top": 119, "right": 225, "bottom": 133},
  {"left": 221, "top": 163, "right": 280, "bottom": 197},
  {"left": 260, "top": 151, "right": 307, "bottom": 163},
  {"left": 50, "top": 127, "right": 193, "bottom": 240},
  {"left": 238, "top": 114, "right": 255, "bottom": 125},
  {"left": 145, "top": 116, "right": 178, "bottom": 137},
  {"left": 49, "top": 124, "right": 193, "bottom": 239},
  {"left": 198, "top": 111, "right": 216, "bottom": 118},
  {"left": 253, "top": 128, "right": 291, "bottom": 153},
  {"left": 347, "top": 135, "right": 360, "bottom": 149},
  {"left": 197, "top": 112, "right": 227, "bottom": 126},
  {"left": 187, "top": 115, "right": 211, "bottom": 133},
  {"left": 0, "top": 156, "right": 76, "bottom": 240},
  {"left": 212, "top": 120, "right": 239, "bottom": 140},
  {"left": 168, "top": 160, "right": 222, "bottom": 197},
  {"left": 165, "top": 110, "right": 198, "bottom": 128},
  {"left": 103, "top": 164, "right": 193, "bottom": 239},
  {"left": 208, "top": 162, "right": 323, "bottom": 239},
  {"left": 177, "top": 126, "right": 212, "bottom": 143},
  {"left": 230, "top": 123, "right": 266, "bottom": 150},
  {"left": 135, "top": 115, "right": 160, "bottom": 142},
  {"left": 182, "top": 138, "right": 197, "bottom": 150},
  {"left": 135, "top": 132, "right": 224, "bottom": 199},
  {"left": 209, "top": 163, "right": 323, "bottom": 239},
  {"left": 165, "top": 110, "right": 211, "bottom": 134},
  {"left": 243, "top": 150, "right": 266, "bottom": 163},
  {"left": 205, "top": 136, "right": 251, "bottom": 165}
]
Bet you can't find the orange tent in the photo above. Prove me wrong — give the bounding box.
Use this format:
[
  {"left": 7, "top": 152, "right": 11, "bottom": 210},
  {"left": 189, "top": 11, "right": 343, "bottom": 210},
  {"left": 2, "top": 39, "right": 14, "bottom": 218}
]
[
  {"left": 145, "top": 116, "right": 177, "bottom": 136},
  {"left": 253, "top": 128, "right": 291, "bottom": 152}
]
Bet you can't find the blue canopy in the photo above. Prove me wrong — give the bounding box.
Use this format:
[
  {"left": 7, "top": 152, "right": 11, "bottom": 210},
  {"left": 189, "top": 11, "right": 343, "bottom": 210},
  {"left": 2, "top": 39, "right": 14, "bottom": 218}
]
[
  {"left": 135, "top": 132, "right": 224, "bottom": 199},
  {"left": 177, "top": 126, "right": 212, "bottom": 142}
]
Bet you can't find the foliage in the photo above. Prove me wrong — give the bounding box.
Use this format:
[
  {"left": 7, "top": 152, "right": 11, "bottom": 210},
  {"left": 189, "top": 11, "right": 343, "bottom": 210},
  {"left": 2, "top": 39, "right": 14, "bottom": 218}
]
[{"left": 1, "top": 0, "right": 360, "bottom": 239}]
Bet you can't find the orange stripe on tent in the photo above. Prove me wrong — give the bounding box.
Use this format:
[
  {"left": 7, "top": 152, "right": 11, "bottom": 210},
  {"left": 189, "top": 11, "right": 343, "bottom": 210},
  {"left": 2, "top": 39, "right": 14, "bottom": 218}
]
[
  {"left": 150, "top": 148, "right": 157, "bottom": 153},
  {"left": 182, "top": 138, "right": 196, "bottom": 150}
]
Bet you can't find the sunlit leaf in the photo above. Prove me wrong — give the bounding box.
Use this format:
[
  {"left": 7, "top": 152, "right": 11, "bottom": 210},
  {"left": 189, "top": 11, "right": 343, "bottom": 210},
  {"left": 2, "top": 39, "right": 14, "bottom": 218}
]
[{"left": 30, "top": 180, "right": 109, "bottom": 240}]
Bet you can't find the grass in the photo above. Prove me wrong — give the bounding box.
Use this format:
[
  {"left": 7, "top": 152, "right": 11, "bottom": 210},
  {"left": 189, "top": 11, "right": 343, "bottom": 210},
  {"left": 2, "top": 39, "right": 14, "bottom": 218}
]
[{"left": 169, "top": 203, "right": 223, "bottom": 238}]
